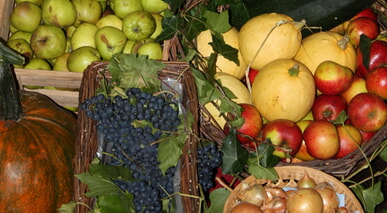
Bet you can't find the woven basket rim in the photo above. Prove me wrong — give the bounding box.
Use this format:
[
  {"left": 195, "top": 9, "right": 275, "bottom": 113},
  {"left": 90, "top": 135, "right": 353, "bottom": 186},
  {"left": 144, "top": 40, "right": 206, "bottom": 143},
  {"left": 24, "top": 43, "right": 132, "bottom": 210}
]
[{"left": 223, "top": 166, "right": 364, "bottom": 213}]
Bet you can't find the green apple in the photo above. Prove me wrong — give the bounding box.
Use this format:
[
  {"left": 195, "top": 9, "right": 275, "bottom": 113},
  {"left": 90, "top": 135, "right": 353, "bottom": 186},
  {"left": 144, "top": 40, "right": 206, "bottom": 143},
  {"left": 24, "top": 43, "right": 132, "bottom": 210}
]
[
  {"left": 66, "top": 25, "right": 77, "bottom": 38},
  {"left": 122, "top": 10, "right": 156, "bottom": 41},
  {"left": 150, "top": 12, "right": 163, "bottom": 39},
  {"left": 24, "top": 58, "right": 52, "bottom": 89},
  {"left": 8, "top": 31, "right": 32, "bottom": 42},
  {"left": 15, "top": 0, "right": 44, "bottom": 5},
  {"left": 110, "top": 0, "right": 143, "bottom": 19},
  {"left": 7, "top": 39, "right": 33, "bottom": 63},
  {"left": 41, "top": 0, "right": 77, "bottom": 27},
  {"left": 141, "top": 0, "right": 168, "bottom": 13},
  {"left": 72, "top": 0, "right": 102, "bottom": 25},
  {"left": 71, "top": 23, "right": 98, "bottom": 50},
  {"left": 30, "top": 25, "right": 67, "bottom": 59},
  {"left": 123, "top": 40, "right": 137, "bottom": 53},
  {"left": 11, "top": 2, "right": 42, "bottom": 32},
  {"left": 95, "top": 26, "right": 128, "bottom": 60},
  {"left": 137, "top": 41, "right": 163, "bottom": 60},
  {"left": 67, "top": 46, "right": 101, "bottom": 72},
  {"left": 96, "top": 14, "right": 123, "bottom": 30},
  {"left": 53, "top": 52, "right": 71, "bottom": 71}
]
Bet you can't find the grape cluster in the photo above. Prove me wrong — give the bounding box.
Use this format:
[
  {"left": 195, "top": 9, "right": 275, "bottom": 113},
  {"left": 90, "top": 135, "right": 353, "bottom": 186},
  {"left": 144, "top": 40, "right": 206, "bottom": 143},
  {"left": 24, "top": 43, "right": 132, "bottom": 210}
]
[
  {"left": 80, "top": 88, "right": 181, "bottom": 212},
  {"left": 197, "top": 143, "right": 223, "bottom": 193}
]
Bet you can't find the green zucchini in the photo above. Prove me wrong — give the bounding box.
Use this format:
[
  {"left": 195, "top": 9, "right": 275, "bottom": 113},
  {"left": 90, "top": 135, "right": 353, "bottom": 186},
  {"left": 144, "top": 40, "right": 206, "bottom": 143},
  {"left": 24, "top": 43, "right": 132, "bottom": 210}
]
[{"left": 227, "top": 0, "right": 376, "bottom": 35}]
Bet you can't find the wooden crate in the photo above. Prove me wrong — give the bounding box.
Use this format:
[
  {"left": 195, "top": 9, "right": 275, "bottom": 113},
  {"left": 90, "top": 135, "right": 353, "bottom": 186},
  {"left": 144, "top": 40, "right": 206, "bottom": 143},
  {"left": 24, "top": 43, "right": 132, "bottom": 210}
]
[{"left": 0, "top": 0, "right": 82, "bottom": 108}]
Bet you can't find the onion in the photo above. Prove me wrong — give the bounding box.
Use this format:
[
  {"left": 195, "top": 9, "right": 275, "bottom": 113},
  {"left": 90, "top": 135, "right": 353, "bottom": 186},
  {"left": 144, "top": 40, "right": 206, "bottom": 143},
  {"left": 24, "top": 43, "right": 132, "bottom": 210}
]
[
  {"left": 297, "top": 171, "right": 316, "bottom": 188},
  {"left": 337, "top": 207, "right": 350, "bottom": 213},
  {"left": 286, "top": 188, "right": 324, "bottom": 213},
  {"left": 264, "top": 187, "right": 287, "bottom": 199},
  {"left": 230, "top": 202, "right": 263, "bottom": 213},
  {"left": 315, "top": 182, "right": 340, "bottom": 213},
  {"left": 240, "top": 183, "right": 267, "bottom": 207},
  {"left": 261, "top": 197, "right": 286, "bottom": 213}
]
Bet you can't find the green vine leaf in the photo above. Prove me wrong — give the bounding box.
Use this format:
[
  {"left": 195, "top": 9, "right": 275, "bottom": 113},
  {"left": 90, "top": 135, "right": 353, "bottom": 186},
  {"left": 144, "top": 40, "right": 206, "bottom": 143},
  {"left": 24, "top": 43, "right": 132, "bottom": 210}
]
[
  {"left": 210, "top": 32, "right": 239, "bottom": 65},
  {"left": 353, "top": 181, "right": 384, "bottom": 213},
  {"left": 203, "top": 188, "right": 231, "bottom": 213},
  {"left": 95, "top": 194, "right": 134, "bottom": 213},
  {"left": 359, "top": 35, "right": 372, "bottom": 70},
  {"left": 202, "top": 10, "right": 231, "bottom": 33},
  {"left": 156, "top": 14, "right": 183, "bottom": 42},
  {"left": 76, "top": 172, "right": 122, "bottom": 197},
  {"left": 379, "top": 145, "right": 387, "bottom": 162},
  {"left": 221, "top": 127, "right": 248, "bottom": 174}
]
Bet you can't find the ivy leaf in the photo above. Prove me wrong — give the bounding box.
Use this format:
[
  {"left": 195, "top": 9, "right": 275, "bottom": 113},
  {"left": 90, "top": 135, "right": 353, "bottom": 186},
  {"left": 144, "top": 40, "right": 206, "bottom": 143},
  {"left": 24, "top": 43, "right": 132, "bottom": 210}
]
[
  {"left": 247, "top": 163, "right": 278, "bottom": 180},
  {"left": 210, "top": 33, "right": 239, "bottom": 65},
  {"left": 353, "top": 181, "right": 384, "bottom": 213},
  {"left": 88, "top": 163, "right": 133, "bottom": 180},
  {"left": 163, "top": 0, "right": 185, "bottom": 13},
  {"left": 359, "top": 35, "right": 372, "bottom": 70},
  {"left": 203, "top": 188, "right": 231, "bottom": 213},
  {"left": 191, "top": 68, "right": 221, "bottom": 105},
  {"left": 221, "top": 127, "right": 248, "bottom": 174},
  {"left": 202, "top": 10, "right": 231, "bottom": 33},
  {"left": 58, "top": 201, "right": 77, "bottom": 213},
  {"left": 158, "top": 112, "right": 193, "bottom": 174},
  {"left": 156, "top": 14, "right": 183, "bottom": 42},
  {"left": 107, "top": 54, "right": 166, "bottom": 93}
]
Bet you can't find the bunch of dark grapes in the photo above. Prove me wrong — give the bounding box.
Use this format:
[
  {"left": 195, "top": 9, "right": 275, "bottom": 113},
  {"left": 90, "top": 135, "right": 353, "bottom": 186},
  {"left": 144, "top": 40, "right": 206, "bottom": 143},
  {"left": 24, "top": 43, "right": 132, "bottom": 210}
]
[
  {"left": 197, "top": 143, "right": 223, "bottom": 193},
  {"left": 80, "top": 88, "right": 181, "bottom": 212}
]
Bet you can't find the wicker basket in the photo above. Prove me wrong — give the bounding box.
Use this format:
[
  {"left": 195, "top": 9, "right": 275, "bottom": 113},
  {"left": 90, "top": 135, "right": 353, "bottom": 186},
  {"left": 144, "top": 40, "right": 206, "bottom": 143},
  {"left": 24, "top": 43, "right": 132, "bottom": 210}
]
[
  {"left": 73, "top": 61, "right": 200, "bottom": 213},
  {"left": 223, "top": 166, "right": 364, "bottom": 213}
]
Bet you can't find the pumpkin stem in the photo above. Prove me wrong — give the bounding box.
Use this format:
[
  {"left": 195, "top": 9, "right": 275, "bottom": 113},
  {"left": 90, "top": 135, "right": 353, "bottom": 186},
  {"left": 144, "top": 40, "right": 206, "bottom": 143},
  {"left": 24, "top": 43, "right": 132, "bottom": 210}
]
[
  {"left": 288, "top": 64, "right": 300, "bottom": 76},
  {"left": 337, "top": 34, "right": 350, "bottom": 50},
  {"left": 0, "top": 41, "right": 25, "bottom": 121}
]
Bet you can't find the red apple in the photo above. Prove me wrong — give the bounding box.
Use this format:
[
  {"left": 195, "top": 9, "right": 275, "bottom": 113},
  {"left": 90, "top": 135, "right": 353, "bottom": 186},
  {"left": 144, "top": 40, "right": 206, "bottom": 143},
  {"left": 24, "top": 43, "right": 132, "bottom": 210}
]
[
  {"left": 347, "top": 92, "right": 387, "bottom": 132},
  {"left": 224, "top": 103, "right": 263, "bottom": 147},
  {"left": 341, "top": 75, "right": 368, "bottom": 103},
  {"left": 334, "top": 124, "right": 363, "bottom": 158},
  {"left": 262, "top": 119, "right": 303, "bottom": 159},
  {"left": 303, "top": 120, "right": 340, "bottom": 160},
  {"left": 294, "top": 120, "right": 315, "bottom": 161},
  {"left": 247, "top": 67, "right": 259, "bottom": 86},
  {"left": 359, "top": 130, "right": 376, "bottom": 144},
  {"left": 346, "top": 17, "right": 380, "bottom": 46},
  {"left": 314, "top": 60, "right": 354, "bottom": 95},
  {"left": 351, "top": 8, "right": 378, "bottom": 22},
  {"left": 312, "top": 94, "right": 348, "bottom": 122},
  {"left": 366, "top": 66, "right": 387, "bottom": 99},
  {"left": 356, "top": 40, "right": 387, "bottom": 78}
]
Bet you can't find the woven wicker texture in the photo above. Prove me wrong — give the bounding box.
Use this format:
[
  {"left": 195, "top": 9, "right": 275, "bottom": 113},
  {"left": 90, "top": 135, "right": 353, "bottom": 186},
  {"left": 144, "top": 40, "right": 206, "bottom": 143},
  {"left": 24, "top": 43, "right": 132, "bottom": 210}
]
[
  {"left": 223, "top": 166, "right": 364, "bottom": 213},
  {"left": 73, "top": 61, "right": 200, "bottom": 213}
]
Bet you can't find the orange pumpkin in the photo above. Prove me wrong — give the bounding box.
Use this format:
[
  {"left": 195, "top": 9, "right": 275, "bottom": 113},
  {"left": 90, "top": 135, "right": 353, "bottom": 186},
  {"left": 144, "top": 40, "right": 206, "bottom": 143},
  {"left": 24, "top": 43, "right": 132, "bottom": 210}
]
[{"left": 0, "top": 41, "right": 76, "bottom": 212}]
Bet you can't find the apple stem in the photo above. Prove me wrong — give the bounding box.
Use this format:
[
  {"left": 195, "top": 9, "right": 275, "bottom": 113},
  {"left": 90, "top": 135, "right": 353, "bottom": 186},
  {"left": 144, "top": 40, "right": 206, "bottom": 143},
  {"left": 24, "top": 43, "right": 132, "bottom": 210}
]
[{"left": 338, "top": 34, "right": 350, "bottom": 50}]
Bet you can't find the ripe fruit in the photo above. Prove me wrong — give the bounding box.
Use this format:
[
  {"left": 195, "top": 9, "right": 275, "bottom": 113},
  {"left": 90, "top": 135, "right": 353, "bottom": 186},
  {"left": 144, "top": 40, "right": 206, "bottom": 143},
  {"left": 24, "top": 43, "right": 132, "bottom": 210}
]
[
  {"left": 67, "top": 46, "right": 101, "bottom": 73},
  {"left": 230, "top": 202, "right": 263, "bottom": 213},
  {"left": 71, "top": 23, "right": 98, "bottom": 50},
  {"left": 366, "top": 66, "right": 387, "bottom": 99},
  {"left": 251, "top": 58, "right": 315, "bottom": 122},
  {"left": 287, "top": 188, "right": 324, "bottom": 213},
  {"left": 231, "top": 103, "right": 263, "bottom": 145},
  {"left": 41, "top": 0, "right": 77, "bottom": 27},
  {"left": 196, "top": 27, "right": 247, "bottom": 80},
  {"left": 122, "top": 10, "right": 156, "bottom": 41},
  {"left": 262, "top": 119, "right": 303, "bottom": 159},
  {"left": 294, "top": 120, "right": 315, "bottom": 161},
  {"left": 239, "top": 13, "right": 302, "bottom": 70},
  {"left": 356, "top": 40, "right": 387, "bottom": 78},
  {"left": 341, "top": 75, "right": 368, "bottom": 103},
  {"left": 30, "top": 25, "right": 67, "bottom": 60},
  {"left": 334, "top": 124, "right": 363, "bottom": 158},
  {"left": 95, "top": 26, "right": 127, "bottom": 60},
  {"left": 294, "top": 31, "right": 357, "bottom": 74},
  {"left": 314, "top": 60, "right": 354, "bottom": 95},
  {"left": 347, "top": 92, "right": 387, "bottom": 132},
  {"left": 303, "top": 120, "right": 340, "bottom": 160},
  {"left": 312, "top": 94, "right": 347, "bottom": 122},
  {"left": 247, "top": 68, "right": 259, "bottom": 86},
  {"left": 10, "top": 2, "right": 42, "bottom": 32},
  {"left": 109, "top": 0, "right": 143, "bottom": 19},
  {"left": 72, "top": 0, "right": 103, "bottom": 24},
  {"left": 346, "top": 17, "right": 380, "bottom": 46}
]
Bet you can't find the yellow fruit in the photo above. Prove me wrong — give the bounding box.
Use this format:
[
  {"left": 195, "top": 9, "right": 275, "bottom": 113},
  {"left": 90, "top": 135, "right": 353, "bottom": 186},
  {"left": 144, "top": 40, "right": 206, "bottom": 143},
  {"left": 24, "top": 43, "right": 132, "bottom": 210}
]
[
  {"left": 239, "top": 13, "right": 302, "bottom": 70},
  {"left": 204, "top": 72, "right": 251, "bottom": 128},
  {"left": 196, "top": 27, "right": 247, "bottom": 80}
]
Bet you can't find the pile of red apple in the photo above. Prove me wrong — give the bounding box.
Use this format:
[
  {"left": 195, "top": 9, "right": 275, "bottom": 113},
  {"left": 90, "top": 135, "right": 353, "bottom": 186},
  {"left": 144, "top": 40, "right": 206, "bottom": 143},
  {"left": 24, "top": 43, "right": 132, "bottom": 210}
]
[{"left": 231, "top": 8, "right": 387, "bottom": 162}]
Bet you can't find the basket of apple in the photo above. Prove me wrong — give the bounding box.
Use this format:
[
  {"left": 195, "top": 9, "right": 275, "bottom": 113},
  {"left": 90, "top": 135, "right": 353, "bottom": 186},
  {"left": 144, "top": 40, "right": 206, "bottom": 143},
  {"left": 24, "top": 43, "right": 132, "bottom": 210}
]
[{"left": 1, "top": 0, "right": 178, "bottom": 110}]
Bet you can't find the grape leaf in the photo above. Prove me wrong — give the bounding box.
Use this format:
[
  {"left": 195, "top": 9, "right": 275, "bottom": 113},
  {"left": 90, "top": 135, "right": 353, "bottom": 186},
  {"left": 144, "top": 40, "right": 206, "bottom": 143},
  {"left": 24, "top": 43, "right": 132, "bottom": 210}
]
[
  {"left": 220, "top": 127, "right": 248, "bottom": 174},
  {"left": 191, "top": 68, "right": 221, "bottom": 105},
  {"left": 248, "top": 164, "right": 278, "bottom": 180},
  {"left": 203, "top": 188, "right": 231, "bottom": 213},
  {"left": 107, "top": 54, "right": 166, "bottom": 93},
  {"left": 158, "top": 112, "right": 194, "bottom": 174},
  {"left": 156, "top": 14, "right": 183, "bottom": 42},
  {"left": 379, "top": 145, "right": 387, "bottom": 162},
  {"left": 75, "top": 172, "right": 122, "bottom": 197},
  {"left": 210, "top": 32, "right": 239, "bottom": 65},
  {"left": 88, "top": 163, "right": 133, "bottom": 181},
  {"left": 352, "top": 181, "right": 384, "bottom": 213},
  {"left": 95, "top": 194, "right": 134, "bottom": 213},
  {"left": 58, "top": 201, "right": 77, "bottom": 213}
]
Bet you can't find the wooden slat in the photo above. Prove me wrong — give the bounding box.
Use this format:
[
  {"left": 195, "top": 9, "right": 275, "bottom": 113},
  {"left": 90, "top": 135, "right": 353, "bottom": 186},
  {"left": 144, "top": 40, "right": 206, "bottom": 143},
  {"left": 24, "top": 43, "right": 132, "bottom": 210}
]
[
  {"left": 15, "top": 68, "right": 83, "bottom": 88},
  {"left": 0, "top": 0, "right": 14, "bottom": 41}
]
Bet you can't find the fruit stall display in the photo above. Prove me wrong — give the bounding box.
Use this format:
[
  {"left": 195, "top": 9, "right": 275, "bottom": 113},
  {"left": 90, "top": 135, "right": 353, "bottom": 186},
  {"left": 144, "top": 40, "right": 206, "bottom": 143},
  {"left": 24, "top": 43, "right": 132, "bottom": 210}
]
[{"left": 0, "top": 0, "right": 386, "bottom": 212}]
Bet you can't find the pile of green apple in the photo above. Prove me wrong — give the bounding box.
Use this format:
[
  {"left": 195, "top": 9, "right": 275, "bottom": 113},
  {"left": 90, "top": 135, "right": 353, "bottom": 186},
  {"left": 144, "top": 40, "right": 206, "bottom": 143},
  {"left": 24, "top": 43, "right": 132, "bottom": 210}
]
[{"left": 7, "top": 0, "right": 167, "bottom": 73}]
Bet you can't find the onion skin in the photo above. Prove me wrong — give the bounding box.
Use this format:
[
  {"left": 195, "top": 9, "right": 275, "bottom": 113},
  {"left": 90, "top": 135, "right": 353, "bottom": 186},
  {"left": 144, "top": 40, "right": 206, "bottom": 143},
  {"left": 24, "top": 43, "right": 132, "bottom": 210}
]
[
  {"left": 230, "top": 202, "right": 263, "bottom": 213},
  {"left": 297, "top": 172, "right": 316, "bottom": 188},
  {"left": 337, "top": 207, "right": 350, "bottom": 213},
  {"left": 314, "top": 182, "right": 339, "bottom": 213},
  {"left": 241, "top": 184, "right": 267, "bottom": 207},
  {"left": 286, "top": 188, "right": 324, "bottom": 213},
  {"left": 264, "top": 187, "right": 287, "bottom": 199}
]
